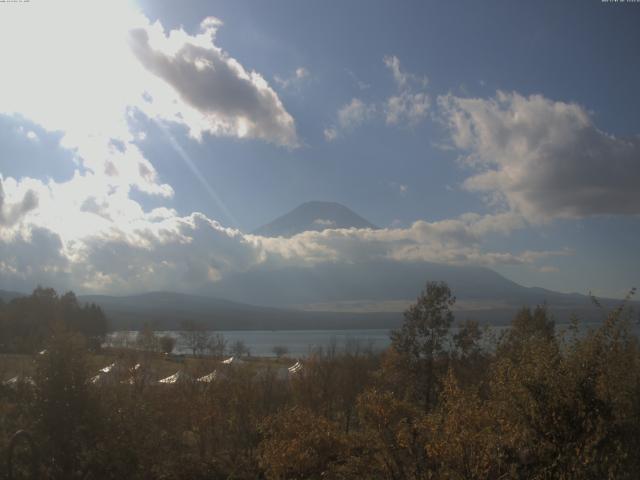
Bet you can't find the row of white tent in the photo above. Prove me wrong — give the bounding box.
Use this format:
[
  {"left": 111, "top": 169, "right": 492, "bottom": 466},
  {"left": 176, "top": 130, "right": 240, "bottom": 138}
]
[
  {"left": 157, "top": 359, "right": 304, "bottom": 385},
  {"left": 3, "top": 357, "right": 304, "bottom": 389}
]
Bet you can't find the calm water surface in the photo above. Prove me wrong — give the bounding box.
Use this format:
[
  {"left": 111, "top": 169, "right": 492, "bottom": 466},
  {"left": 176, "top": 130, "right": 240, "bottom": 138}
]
[
  {"left": 107, "top": 322, "right": 639, "bottom": 358},
  {"left": 108, "top": 329, "right": 393, "bottom": 357}
]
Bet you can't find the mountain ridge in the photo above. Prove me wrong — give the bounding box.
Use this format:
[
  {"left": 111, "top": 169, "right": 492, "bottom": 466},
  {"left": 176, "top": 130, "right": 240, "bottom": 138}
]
[{"left": 253, "top": 201, "right": 377, "bottom": 237}]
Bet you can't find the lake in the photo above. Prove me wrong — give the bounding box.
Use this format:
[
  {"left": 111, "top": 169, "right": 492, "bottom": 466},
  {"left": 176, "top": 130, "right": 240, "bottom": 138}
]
[
  {"left": 107, "top": 321, "right": 639, "bottom": 358},
  {"left": 108, "top": 329, "right": 394, "bottom": 357}
]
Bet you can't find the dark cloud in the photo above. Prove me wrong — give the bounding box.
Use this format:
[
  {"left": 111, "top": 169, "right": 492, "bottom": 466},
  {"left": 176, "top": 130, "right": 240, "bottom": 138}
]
[
  {"left": 0, "top": 226, "right": 70, "bottom": 292},
  {"left": 0, "top": 179, "right": 38, "bottom": 227},
  {"left": 128, "top": 20, "right": 298, "bottom": 147}
]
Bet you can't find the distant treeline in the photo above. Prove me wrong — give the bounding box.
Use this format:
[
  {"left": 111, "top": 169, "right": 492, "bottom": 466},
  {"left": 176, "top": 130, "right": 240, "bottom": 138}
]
[
  {"left": 1, "top": 282, "right": 639, "bottom": 479},
  {"left": 0, "top": 287, "right": 108, "bottom": 353}
]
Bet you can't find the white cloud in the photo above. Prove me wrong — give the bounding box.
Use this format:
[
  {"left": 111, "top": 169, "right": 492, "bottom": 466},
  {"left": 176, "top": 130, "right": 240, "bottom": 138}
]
[
  {"left": 383, "top": 56, "right": 430, "bottom": 127},
  {"left": 323, "top": 127, "right": 338, "bottom": 142},
  {"left": 324, "top": 98, "right": 375, "bottom": 141},
  {"left": 312, "top": 219, "right": 336, "bottom": 227},
  {"left": 439, "top": 91, "right": 640, "bottom": 221},
  {"left": 0, "top": 2, "right": 297, "bottom": 198},
  {"left": 249, "top": 215, "right": 568, "bottom": 270},
  {"left": 390, "top": 182, "right": 409, "bottom": 196},
  {"left": 0, "top": 183, "right": 565, "bottom": 294},
  {"left": 384, "top": 55, "right": 408, "bottom": 90},
  {"left": 383, "top": 55, "right": 427, "bottom": 91},
  {"left": 0, "top": 2, "right": 299, "bottom": 269},
  {"left": 0, "top": 5, "right": 580, "bottom": 297},
  {"left": 0, "top": 178, "right": 38, "bottom": 227},
  {"left": 274, "top": 67, "right": 310, "bottom": 90},
  {"left": 325, "top": 56, "right": 429, "bottom": 140},
  {"left": 337, "top": 98, "right": 376, "bottom": 129},
  {"left": 386, "top": 92, "right": 430, "bottom": 126}
]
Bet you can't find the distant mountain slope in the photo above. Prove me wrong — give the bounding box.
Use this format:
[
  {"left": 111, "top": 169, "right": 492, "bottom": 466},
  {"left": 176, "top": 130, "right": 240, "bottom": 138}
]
[
  {"left": 80, "top": 275, "right": 633, "bottom": 333},
  {"left": 0, "top": 289, "right": 25, "bottom": 303},
  {"left": 206, "top": 260, "right": 573, "bottom": 307},
  {"left": 253, "top": 201, "right": 377, "bottom": 237},
  {"left": 204, "top": 260, "right": 632, "bottom": 325},
  {"left": 78, "top": 292, "right": 400, "bottom": 331}
]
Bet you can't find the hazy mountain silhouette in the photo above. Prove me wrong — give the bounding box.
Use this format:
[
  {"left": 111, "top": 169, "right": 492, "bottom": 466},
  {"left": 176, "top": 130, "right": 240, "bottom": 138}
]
[
  {"left": 79, "top": 272, "right": 629, "bottom": 330},
  {"left": 206, "top": 260, "right": 612, "bottom": 310},
  {"left": 253, "top": 201, "right": 377, "bottom": 237},
  {"left": 0, "top": 289, "right": 23, "bottom": 303},
  {"left": 78, "top": 291, "right": 398, "bottom": 331}
]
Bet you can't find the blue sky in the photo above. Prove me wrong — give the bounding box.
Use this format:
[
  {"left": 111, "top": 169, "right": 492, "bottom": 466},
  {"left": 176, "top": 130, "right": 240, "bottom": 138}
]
[{"left": 0, "top": 0, "right": 638, "bottom": 299}]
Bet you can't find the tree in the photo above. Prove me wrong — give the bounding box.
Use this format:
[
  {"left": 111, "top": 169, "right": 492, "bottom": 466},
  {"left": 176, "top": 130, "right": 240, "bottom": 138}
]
[
  {"left": 259, "top": 407, "right": 347, "bottom": 479},
  {"left": 498, "top": 305, "right": 555, "bottom": 360},
  {"left": 179, "top": 320, "right": 211, "bottom": 357},
  {"left": 230, "top": 339, "right": 250, "bottom": 358},
  {"left": 390, "top": 281, "right": 455, "bottom": 409},
  {"left": 207, "top": 333, "right": 226, "bottom": 357},
  {"left": 272, "top": 345, "right": 289, "bottom": 358},
  {"left": 136, "top": 323, "right": 159, "bottom": 352},
  {"left": 0, "top": 287, "right": 107, "bottom": 353},
  {"left": 32, "top": 329, "right": 100, "bottom": 479},
  {"left": 159, "top": 335, "right": 176, "bottom": 354}
]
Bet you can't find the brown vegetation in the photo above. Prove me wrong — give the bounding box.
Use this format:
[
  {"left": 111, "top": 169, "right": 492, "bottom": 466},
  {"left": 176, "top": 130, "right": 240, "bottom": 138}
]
[{"left": 1, "top": 282, "right": 639, "bottom": 479}]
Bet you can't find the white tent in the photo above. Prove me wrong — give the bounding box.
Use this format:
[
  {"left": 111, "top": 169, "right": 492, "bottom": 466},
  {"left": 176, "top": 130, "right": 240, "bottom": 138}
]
[
  {"left": 197, "top": 371, "right": 217, "bottom": 383},
  {"left": 90, "top": 362, "right": 124, "bottom": 385},
  {"left": 288, "top": 361, "right": 303, "bottom": 374},
  {"left": 99, "top": 362, "right": 116, "bottom": 373},
  {"left": 3, "top": 375, "right": 35, "bottom": 387},
  {"left": 158, "top": 370, "right": 192, "bottom": 384}
]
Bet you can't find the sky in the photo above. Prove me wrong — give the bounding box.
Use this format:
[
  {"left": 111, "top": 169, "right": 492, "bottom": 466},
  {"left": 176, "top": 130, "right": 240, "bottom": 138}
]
[{"left": 0, "top": 0, "right": 638, "bottom": 299}]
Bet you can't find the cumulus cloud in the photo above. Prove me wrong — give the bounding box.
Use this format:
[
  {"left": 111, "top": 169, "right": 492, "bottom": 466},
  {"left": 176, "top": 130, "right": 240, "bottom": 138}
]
[
  {"left": 248, "top": 215, "right": 568, "bottom": 270},
  {"left": 0, "top": 3, "right": 305, "bottom": 293},
  {"left": 0, "top": 226, "right": 71, "bottom": 293},
  {"left": 0, "top": 4, "right": 581, "bottom": 297},
  {"left": 0, "top": 188, "right": 565, "bottom": 295},
  {"left": 0, "top": 178, "right": 38, "bottom": 227},
  {"left": 0, "top": 3, "right": 296, "bottom": 205},
  {"left": 129, "top": 18, "right": 298, "bottom": 147},
  {"left": 439, "top": 91, "right": 640, "bottom": 221}
]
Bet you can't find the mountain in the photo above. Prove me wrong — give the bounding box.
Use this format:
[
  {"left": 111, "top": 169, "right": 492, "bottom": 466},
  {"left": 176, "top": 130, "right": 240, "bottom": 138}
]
[
  {"left": 253, "top": 201, "right": 377, "bottom": 237},
  {"left": 206, "top": 260, "right": 577, "bottom": 307},
  {"left": 80, "top": 268, "right": 632, "bottom": 332},
  {"left": 205, "top": 260, "right": 629, "bottom": 325},
  {"left": 78, "top": 292, "right": 400, "bottom": 331},
  {"left": 0, "top": 289, "right": 25, "bottom": 303},
  {"left": 2, "top": 266, "right": 631, "bottom": 332}
]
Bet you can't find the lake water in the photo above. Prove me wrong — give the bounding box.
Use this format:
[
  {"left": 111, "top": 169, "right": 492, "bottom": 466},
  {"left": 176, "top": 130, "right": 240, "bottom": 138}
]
[
  {"left": 108, "top": 329, "right": 393, "bottom": 357},
  {"left": 107, "top": 321, "right": 639, "bottom": 358}
]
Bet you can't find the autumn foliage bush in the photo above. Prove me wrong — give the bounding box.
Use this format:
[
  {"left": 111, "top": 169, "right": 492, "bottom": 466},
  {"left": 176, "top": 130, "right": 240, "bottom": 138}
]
[{"left": 1, "top": 282, "right": 639, "bottom": 479}]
